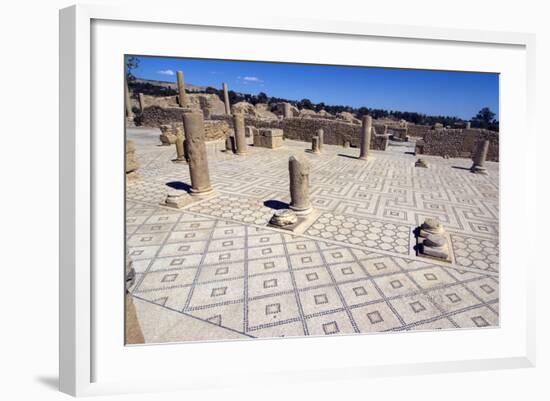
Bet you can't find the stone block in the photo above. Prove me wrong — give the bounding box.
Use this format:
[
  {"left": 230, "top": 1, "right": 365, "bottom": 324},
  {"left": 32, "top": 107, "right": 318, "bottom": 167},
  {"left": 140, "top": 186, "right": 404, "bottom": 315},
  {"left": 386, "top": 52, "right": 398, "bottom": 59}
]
[{"left": 253, "top": 128, "right": 284, "bottom": 149}]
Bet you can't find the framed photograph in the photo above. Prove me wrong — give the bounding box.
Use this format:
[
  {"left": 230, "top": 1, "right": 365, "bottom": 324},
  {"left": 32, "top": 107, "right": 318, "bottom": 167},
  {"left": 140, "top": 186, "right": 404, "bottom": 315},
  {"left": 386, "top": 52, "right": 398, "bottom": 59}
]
[{"left": 59, "top": 4, "right": 536, "bottom": 397}]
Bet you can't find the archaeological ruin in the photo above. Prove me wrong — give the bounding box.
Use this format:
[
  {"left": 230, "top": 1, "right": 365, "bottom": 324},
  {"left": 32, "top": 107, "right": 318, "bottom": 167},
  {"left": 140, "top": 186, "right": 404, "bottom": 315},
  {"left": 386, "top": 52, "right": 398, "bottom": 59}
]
[{"left": 125, "top": 69, "right": 500, "bottom": 344}]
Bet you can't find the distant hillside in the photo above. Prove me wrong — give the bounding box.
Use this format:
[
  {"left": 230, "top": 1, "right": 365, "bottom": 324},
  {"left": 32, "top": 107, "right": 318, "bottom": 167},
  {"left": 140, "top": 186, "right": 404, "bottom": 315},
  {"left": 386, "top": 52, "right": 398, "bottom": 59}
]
[
  {"left": 133, "top": 78, "right": 207, "bottom": 93},
  {"left": 129, "top": 78, "right": 498, "bottom": 131}
]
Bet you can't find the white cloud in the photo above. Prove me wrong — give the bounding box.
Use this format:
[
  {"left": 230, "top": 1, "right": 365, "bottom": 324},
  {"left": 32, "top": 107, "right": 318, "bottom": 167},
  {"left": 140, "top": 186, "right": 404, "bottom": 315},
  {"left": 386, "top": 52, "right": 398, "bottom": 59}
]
[
  {"left": 243, "top": 76, "right": 262, "bottom": 82},
  {"left": 157, "top": 69, "right": 175, "bottom": 76}
]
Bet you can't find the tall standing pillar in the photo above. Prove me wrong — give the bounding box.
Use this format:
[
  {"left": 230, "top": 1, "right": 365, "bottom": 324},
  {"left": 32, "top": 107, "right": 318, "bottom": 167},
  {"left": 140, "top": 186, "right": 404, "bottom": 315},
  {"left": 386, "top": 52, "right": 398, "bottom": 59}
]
[
  {"left": 358, "top": 115, "right": 372, "bottom": 160},
  {"left": 289, "top": 156, "right": 312, "bottom": 215},
  {"left": 176, "top": 71, "right": 188, "bottom": 107},
  {"left": 317, "top": 128, "right": 324, "bottom": 151},
  {"left": 471, "top": 139, "right": 490, "bottom": 174},
  {"left": 223, "top": 83, "right": 231, "bottom": 115},
  {"left": 182, "top": 111, "right": 214, "bottom": 195},
  {"left": 283, "top": 102, "right": 292, "bottom": 119},
  {"left": 138, "top": 93, "right": 145, "bottom": 112},
  {"left": 125, "top": 78, "right": 133, "bottom": 118},
  {"left": 233, "top": 113, "right": 247, "bottom": 155}
]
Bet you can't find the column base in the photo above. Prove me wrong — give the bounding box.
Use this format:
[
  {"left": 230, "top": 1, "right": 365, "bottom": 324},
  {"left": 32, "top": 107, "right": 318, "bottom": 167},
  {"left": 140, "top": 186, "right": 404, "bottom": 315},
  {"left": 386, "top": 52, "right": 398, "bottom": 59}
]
[
  {"left": 289, "top": 204, "right": 313, "bottom": 216},
  {"left": 190, "top": 187, "right": 216, "bottom": 197},
  {"left": 470, "top": 164, "right": 488, "bottom": 174}
]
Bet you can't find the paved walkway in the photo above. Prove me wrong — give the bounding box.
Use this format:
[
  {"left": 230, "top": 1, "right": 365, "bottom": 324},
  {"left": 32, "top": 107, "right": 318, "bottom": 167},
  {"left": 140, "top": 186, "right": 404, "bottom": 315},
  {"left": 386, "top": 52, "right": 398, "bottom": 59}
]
[{"left": 126, "top": 128, "right": 499, "bottom": 343}]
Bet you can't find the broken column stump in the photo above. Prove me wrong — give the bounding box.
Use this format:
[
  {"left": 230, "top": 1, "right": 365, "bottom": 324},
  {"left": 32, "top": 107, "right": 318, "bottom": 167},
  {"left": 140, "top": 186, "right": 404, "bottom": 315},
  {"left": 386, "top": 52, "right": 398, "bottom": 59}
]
[
  {"left": 471, "top": 139, "right": 489, "bottom": 175},
  {"left": 416, "top": 218, "right": 451, "bottom": 262},
  {"left": 317, "top": 128, "right": 324, "bottom": 151},
  {"left": 311, "top": 136, "right": 321, "bottom": 154},
  {"left": 126, "top": 140, "right": 139, "bottom": 181}
]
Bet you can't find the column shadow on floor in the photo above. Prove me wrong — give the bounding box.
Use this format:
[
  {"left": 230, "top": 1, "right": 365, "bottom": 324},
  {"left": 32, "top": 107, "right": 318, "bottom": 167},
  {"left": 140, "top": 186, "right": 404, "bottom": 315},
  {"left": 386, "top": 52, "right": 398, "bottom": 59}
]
[
  {"left": 166, "top": 181, "right": 192, "bottom": 193},
  {"left": 337, "top": 153, "right": 360, "bottom": 160},
  {"left": 264, "top": 200, "right": 289, "bottom": 210}
]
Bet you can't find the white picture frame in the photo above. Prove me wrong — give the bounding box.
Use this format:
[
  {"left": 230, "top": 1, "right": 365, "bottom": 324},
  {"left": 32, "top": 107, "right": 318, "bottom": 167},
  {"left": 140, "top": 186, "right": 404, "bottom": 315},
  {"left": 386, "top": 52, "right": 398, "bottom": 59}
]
[{"left": 59, "top": 3, "right": 536, "bottom": 397}]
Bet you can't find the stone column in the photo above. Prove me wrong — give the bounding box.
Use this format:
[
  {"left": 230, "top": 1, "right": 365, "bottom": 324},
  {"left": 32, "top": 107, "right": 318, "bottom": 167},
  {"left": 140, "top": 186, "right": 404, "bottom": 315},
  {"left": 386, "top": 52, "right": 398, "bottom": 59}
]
[
  {"left": 182, "top": 110, "right": 214, "bottom": 195},
  {"left": 471, "top": 139, "right": 490, "bottom": 174},
  {"left": 138, "top": 93, "right": 145, "bottom": 113},
  {"left": 173, "top": 135, "right": 186, "bottom": 163},
  {"left": 317, "top": 129, "right": 324, "bottom": 151},
  {"left": 289, "top": 156, "right": 312, "bottom": 215},
  {"left": 358, "top": 115, "right": 373, "bottom": 160},
  {"left": 223, "top": 83, "right": 231, "bottom": 115},
  {"left": 311, "top": 136, "right": 321, "bottom": 154},
  {"left": 176, "top": 71, "right": 187, "bottom": 107},
  {"left": 233, "top": 113, "right": 247, "bottom": 155},
  {"left": 283, "top": 102, "right": 292, "bottom": 119},
  {"left": 466, "top": 121, "right": 472, "bottom": 129},
  {"left": 125, "top": 79, "right": 133, "bottom": 118}
]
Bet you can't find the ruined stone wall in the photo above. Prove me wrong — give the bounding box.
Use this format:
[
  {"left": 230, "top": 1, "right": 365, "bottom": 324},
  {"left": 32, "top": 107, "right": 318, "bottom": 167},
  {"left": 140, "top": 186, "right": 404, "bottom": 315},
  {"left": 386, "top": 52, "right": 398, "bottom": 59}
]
[
  {"left": 419, "top": 129, "right": 499, "bottom": 161},
  {"left": 406, "top": 124, "right": 432, "bottom": 139},
  {"left": 204, "top": 120, "right": 231, "bottom": 141},
  {"left": 141, "top": 106, "right": 184, "bottom": 127},
  {"left": 212, "top": 115, "right": 388, "bottom": 151}
]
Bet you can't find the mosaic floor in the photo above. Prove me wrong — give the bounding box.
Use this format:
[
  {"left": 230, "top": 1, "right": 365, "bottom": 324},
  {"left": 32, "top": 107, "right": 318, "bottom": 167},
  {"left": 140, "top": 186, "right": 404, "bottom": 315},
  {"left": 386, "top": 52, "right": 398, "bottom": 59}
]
[{"left": 126, "top": 128, "right": 499, "bottom": 343}]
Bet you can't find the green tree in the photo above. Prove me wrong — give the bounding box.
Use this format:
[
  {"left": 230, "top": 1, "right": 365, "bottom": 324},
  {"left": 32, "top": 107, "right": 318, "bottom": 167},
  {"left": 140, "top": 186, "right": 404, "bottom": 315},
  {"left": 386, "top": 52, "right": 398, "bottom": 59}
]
[
  {"left": 471, "top": 107, "right": 496, "bottom": 129},
  {"left": 257, "top": 92, "right": 268, "bottom": 104},
  {"left": 125, "top": 56, "right": 140, "bottom": 82},
  {"left": 298, "top": 98, "right": 314, "bottom": 110}
]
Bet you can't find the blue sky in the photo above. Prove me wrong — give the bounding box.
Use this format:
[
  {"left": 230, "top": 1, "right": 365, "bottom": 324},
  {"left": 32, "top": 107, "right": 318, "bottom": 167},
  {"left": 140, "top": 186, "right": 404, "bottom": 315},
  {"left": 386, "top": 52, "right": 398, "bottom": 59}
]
[{"left": 127, "top": 55, "right": 499, "bottom": 120}]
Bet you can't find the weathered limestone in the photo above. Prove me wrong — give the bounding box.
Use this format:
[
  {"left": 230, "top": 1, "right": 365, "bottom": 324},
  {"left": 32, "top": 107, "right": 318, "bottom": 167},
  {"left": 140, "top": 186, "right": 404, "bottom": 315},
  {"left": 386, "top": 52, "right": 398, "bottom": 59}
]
[
  {"left": 182, "top": 110, "right": 214, "bottom": 196},
  {"left": 245, "top": 126, "right": 258, "bottom": 145},
  {"left": 415, "top": 158, "right": 429, "bottom": 168},
  {"left": 176, "top": 71, "right": 187, "bottom": 107},
  {"left": 233, "top": 113, "right": 247, "bottom": 155},
  {"left": 126, "top": 254, "right": 136, "bottom": 291},
  {"left": 466, "top": 121, "right": 472, "bottom": 129},
  {"left": 225, "top": 135, "right": 235, "bottom": 152},
  {"left": 253, "top": 128, "right": 284, "bottom": 149},
  {"left": 421, "top": 234, "right": 450, "bottom": 259},
  {"left": 126, "top": 140, "right": 139, "bottom": 180},
  {"left": 164, "top": 190, "right": 191, "bottom": 208},
  {"left": 419, "top": 217, "right": 444, "bottom": 237},
  {"left": 416, "top": 218, "right": 450, "bottom": 261},
  {"left": 173, "top": 135, "right": 186, "bottom": 163},
  {"left": 138, "top": 93, "right": 145, "bottom": 112},
  {"left": 269, "top": 209, "right": 298, "bottom": 227},
  {"left": 289, "top": 156, "right": 312, "bottom": 215},
  {"left": 203, "top": 108, "right": 211, "bottom": 120},
  {"left": 317, "top": 128, "right": 324, "bottom": 151},
  {"left": 125, "top": 254, "right": 144, "bottom": 344},
  {"left": 283, "top": 102, "right": 292, "bottom": 119},
  {"left": 390, "top": 126, "right": 409, "bottom": 142},
  {"left": 311, "top": 136, "right": 321, "bottom": 154},
  {"left": 222, "top": 83, "right": 231, "bottom": 115},
  {"left": 125, "top": 79, "right": 133, "bottom": 118},
  {"left": 471, "top": 140, "right": 489, "bottom": 174},
  {"left": 159, "top": 124, "right": 183, "bottom": 145},
  {"left": 358, "top": 115, "right": 373, "bottom": 160}
]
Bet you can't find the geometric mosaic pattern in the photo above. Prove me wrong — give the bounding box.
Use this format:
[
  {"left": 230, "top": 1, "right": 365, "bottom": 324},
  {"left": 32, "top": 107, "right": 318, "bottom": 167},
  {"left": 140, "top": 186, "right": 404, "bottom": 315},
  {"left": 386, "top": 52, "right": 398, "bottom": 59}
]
[
  {"left": 127, "top": 130, "right": 499, "bottom": 341},
  {"left": 128, "top": 205, "right": 499, "bottom": 338},
  {"left": 305, "top": 213, "right": 411, "bottom": 254}
]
